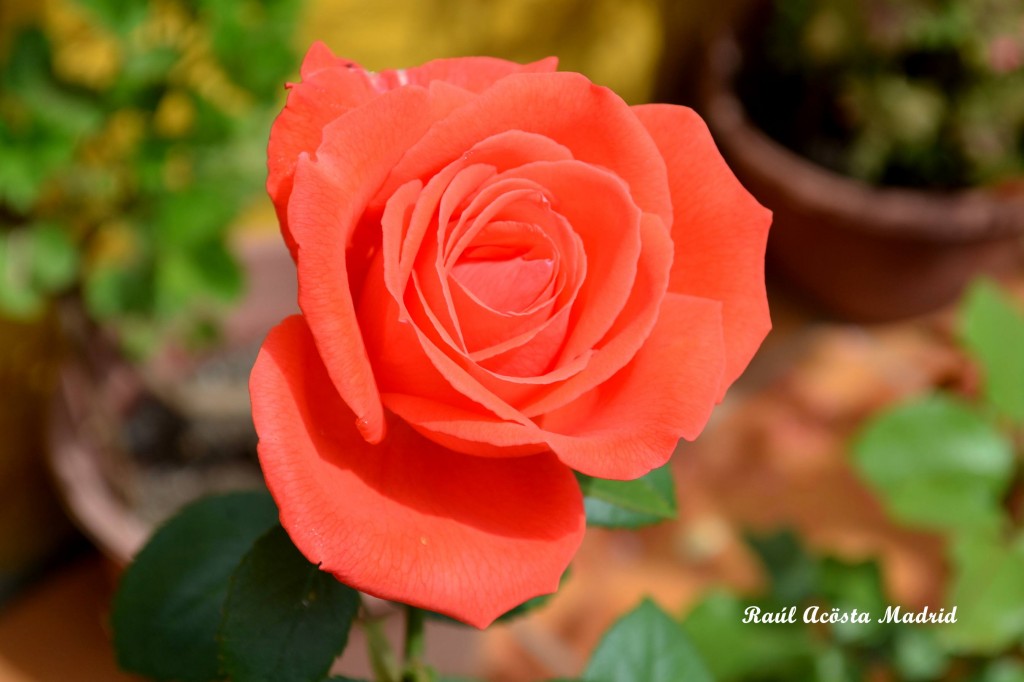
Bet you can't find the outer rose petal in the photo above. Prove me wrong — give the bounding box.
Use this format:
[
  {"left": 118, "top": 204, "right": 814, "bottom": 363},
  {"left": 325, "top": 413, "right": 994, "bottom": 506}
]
[
  {"left": 267, "top": 45, "right": 378, "bottom": 253},
  {"left": 400, "top": 55, "right": 558, "bottom": 92},
  {"left": 290, "top": 84, "right": 461, "bottom": 443},
  {"left": 251, "top": 316, "right": 586, "bottom": 628},
  {"left": 269, "top": 43, "right": 554, "bottom": 256},
  {"left": 633, "top": 104, "right": 771, "bottom": 397}
]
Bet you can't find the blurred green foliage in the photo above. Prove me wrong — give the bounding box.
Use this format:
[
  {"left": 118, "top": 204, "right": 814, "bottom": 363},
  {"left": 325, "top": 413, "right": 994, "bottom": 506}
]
[
  {"left": 0, "top": 0, "right": 300, "bottom": 354},
  {"left": 740, "top": 0, "right": 1024, "bottom": 188},
  {"left": 684, "top": 281, "right": 1024, "bottom": 681}
]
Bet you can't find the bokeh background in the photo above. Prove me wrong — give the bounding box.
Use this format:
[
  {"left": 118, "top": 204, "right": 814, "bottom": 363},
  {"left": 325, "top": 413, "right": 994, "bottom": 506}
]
[{"left": 1, "top": 0, "right": 1023, "bottom": 680}]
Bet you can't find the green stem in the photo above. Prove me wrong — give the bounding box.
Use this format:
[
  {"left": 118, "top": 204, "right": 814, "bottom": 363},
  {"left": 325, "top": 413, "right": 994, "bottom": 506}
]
[
  {"left": 363, "top": 615, "right": 400, "bottom": 682},
  {"left": 401, "top": 606, "right": 431, "bottom": 682}
]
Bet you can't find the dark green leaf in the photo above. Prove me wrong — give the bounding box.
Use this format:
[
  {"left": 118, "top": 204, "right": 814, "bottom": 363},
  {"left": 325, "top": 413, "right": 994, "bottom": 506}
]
[
  {"left": 0, "top": 117, "right": 75, "bottom": 212},
  {"left": 85, "top": 262, "right": 154, "bottom": 318},
  {"left": 746, "top": 530, "right": 820, "bottom": 604},
  {"left": 577, "top": 464, "right": 677, "bottom": 529},
  {"left": 220, "top": 526, "right": 360, "bottom": 682},
  {"left": 940, "top": 532, "right": 1024, "bottom": 654},
  {"left": 112, "top": 491, "right": 279, "bottom": 682},
  {"left": 5, "top": 29, "right": 103, "bottom": 137},
  {"left": 818, "top": 558, "right": 887, "bottom": 645},
  {"left": 584, "top": 599, "right": 712, "bottom": 682},
  {"left": 192, "top": 240, "right": 244, "bottom": 302},
  {"left": 852, "top": 395, "right": 1014, "bottom": 533},
  {"left": 961, "top": 279, "right": 1024, "bottom": 423}
]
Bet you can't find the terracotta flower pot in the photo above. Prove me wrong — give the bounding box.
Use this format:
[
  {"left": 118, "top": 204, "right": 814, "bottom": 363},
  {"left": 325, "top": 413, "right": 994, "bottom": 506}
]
[
  {"left": 696, "top": 18, "right": 1024, "bottom": 322},
  {"left": 48, "top": 233, "right": 299, "bottom": 565}
]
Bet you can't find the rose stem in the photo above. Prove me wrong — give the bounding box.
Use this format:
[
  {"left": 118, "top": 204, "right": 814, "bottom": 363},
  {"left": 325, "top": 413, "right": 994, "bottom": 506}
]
[
  {"left": 363, "top": 612, "right": 400, "bottom": 682},
  {"left": 401, "top": 605, "right": 430, "bottom": 682}
]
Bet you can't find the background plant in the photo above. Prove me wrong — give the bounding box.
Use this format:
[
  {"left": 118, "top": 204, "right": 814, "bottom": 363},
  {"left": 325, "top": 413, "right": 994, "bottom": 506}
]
[
  {"left": 739, "top": 0, "right": 1024, "bottom": 188},
  {"left": 0, "top": 0, "right": 300, "bottom": 354},
  {"left": 682, "top": 279, "right": 1024, "bottom": 681}
]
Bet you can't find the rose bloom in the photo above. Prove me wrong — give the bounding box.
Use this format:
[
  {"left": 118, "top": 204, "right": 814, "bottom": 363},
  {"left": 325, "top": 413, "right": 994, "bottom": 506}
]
[{"left": 250, "top": 43, "right": 770, "bottom": 628}]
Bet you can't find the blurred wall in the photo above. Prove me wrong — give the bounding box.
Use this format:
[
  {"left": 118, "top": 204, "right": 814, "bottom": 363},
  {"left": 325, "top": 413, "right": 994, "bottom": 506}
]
[{"left": 299, "top": 0, "right": 665, "bottom": 104}]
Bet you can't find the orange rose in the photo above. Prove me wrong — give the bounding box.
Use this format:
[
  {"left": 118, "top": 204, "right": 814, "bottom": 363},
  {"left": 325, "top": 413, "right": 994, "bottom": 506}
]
[{"left": 250, "top": 43, "right": 771, "bottom": 627}]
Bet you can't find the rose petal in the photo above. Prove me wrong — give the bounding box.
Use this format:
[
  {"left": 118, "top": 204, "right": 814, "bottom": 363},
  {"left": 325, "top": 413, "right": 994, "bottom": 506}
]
[
  {"left": 383, "top": 392, "right": 549, "bottom": 458},
  {"left": 633, "top": 104, "right": 771, "bottom": 397},
  {"left": 289, "top": 85, "right": 439, "bottom": 443},
  {"left": 359, "top": 250, "right": 534, "bottom": 425},
  {"left": 371, "top": 213, "right": 673, "bottom": 451},
  {"left": 267, "top": 46, "right": 379, "bottom": 255},
  {"left": 540, "top": 292, "right": 726, "bottom": 479},
  {"left": 520, "top": 212, "right": 672, "bottom": 417},
  {"left": 378, "top": 290, "right": 726, "bottom": 476},
  {"left": 401, "top": 55, "right": 559, "bottom": 92},
  {"left": 495, "top": 160, "right": 642, "bottom": 365},
  {"left": 380, "top": 72, "right": 673, "bottom": 228},
  {"left": 251, "top": 315, "right": 585, "bottom": 628}
]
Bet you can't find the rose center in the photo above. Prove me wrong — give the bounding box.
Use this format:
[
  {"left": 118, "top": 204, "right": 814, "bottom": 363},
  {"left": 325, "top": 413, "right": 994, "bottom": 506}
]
[{"left": 449, "top": 221, "right": 556, "bottom": 315}]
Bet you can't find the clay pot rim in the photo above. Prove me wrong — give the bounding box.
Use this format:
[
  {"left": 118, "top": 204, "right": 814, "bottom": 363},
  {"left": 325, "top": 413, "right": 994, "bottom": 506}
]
[{"left": 699, "top": 27, "right": 1024, "bottom": 245}]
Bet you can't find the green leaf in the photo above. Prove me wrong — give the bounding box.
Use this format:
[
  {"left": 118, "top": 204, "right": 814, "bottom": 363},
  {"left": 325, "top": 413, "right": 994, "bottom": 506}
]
[
  {"left": 155, "top": 187, "right": 238, "bottom": 248},
  {"left": 85, "top": 262, "right": 154, "bottom": 318},
  {"left": 0, "top": 222, "right": 80, "bottom": 317},
  {"left": 812, "top": 646, "right": 859, "bottom": 682},
  {"left": 852, "top": 395, "right": 1014, "bottom": 533},
  {"left": 893, "top": 627, "right": 949, "bottom": 681},
  {"left": 112, "top": 491, "right": 279, "bottom": 682},
  {"left": 961, "top": 279, "right": 1024, "bottom": 423},
  {"left": 581, "top": 497, "right": 665, "bottom": 528},
  {"left": 153, "top": 242, "right": 242, "bottom": 319},
  {"left": 981, "top": 659, "right": 1024, "bottom": 682},
  {"left": 578, "top": 464, "right": 677, "bottom": 529},
  {"left": 818, "top": 558, "right": 887, "bottom": 645},
  {"left": 220, "top": 526, "right": 361, "bottom": 682},
  {"left": 204, "top": 0, "right": 300, "bottom": 99},
  {"left": 73, "top": 0, "right": 148, "bottom": 36},
  {"left": 29, "top": 222, "right": 79, "bottom": 292},
  {"left": 940, "top": 532, "right": 1024, "bottom": 654},
  {"left": 746, "top": 530, "right": 820, "bottom": 604},
  {"left": 0, "top": 230, "right": 44, "bottom": 318},
  {"left": 584, "top": 599, "right": 712, "bottom": 682},
  {"left": 682, "top": 591, "right": 815, "bottom": 681}
]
